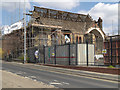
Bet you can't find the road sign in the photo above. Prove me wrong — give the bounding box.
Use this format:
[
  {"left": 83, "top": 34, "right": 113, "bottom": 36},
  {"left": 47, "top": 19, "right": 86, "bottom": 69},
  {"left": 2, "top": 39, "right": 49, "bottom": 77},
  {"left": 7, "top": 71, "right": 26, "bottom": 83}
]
[
  {"left": 52, "top": 53, "right": 55, "bottom": 56},
  {"left": 102, "top": 49, "right": 107, "bottom": 54}
]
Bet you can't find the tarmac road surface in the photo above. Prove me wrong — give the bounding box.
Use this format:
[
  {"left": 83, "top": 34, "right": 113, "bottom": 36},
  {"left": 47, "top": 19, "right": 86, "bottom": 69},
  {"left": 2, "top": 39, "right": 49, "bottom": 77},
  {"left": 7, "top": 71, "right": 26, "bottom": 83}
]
[{"left": 2, "top": 61, "right": 119, "bottom": 88}]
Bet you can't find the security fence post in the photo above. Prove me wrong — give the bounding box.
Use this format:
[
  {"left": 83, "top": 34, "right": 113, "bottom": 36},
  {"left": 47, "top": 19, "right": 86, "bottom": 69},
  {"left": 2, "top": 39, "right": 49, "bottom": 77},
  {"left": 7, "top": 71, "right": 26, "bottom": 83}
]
[
  {"left": 54, "top": 45, "right": 56, "bottom": 65},
  {"left": 86, "top": 40, "right": 88, "bottom": 66},
  {"left": 110, "top": 37, "right": 112, "bottom": 65},
  {"left": 68, "top": 43, "right": 71, "bottom": 65},
  {"left": 76, "top": 43, "right": 78, "bottom": 65},
  {"left": 43, "top": 45, "right": 45, "bottom": 64}
]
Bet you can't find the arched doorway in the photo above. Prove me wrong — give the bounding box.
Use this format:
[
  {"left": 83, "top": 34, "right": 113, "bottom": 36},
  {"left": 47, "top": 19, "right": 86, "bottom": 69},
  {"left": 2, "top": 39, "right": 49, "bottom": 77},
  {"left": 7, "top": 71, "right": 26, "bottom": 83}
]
[{"left": 85, "top": 27, "right": 105, "bottom": 54}]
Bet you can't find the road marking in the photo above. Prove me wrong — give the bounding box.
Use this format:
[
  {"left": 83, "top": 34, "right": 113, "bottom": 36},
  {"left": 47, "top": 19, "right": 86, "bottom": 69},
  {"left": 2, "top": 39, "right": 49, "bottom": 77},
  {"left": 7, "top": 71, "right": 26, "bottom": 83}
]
[
  {"left": 50, "top": 80, "right": 69, "bottom": 86},
  {"left": 49, "top": 80, "right": 62, "bottom": 85},
  {"left": 24, "top": 76, "right": 37, "bottom": 81},
  {"left": 15, "top": 71, "right": 26, "bottom": 75},
  {"left": 33, "top": 79, "right": 37, "bottom": 81},
  {"left": 24, "top": 76, "right": 29, "bottom": 79},
  {"left": 29, "top": 76, "right": 36, "bottom": 79},
  {"left": 18, "top": 63, "right": 23, "bottom": 65},
  {"left": 54, "top": 80, "right": 58, "bottom": 82},
  {"left": 62, "top": 82, "right": 69, "bottom": 85},
  {"left": 50, "top": 82, "right": 62, "bottom": 85}
]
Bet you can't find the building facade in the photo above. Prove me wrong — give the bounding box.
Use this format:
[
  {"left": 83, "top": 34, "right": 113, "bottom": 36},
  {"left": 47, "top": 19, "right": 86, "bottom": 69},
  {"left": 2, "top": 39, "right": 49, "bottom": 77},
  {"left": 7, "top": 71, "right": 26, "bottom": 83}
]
[
  {"left": 104, "top": 35, "right": 120, "bottom": 65},
  {"left": 2, "top": 6, "right": 106, "bottom": 60}
]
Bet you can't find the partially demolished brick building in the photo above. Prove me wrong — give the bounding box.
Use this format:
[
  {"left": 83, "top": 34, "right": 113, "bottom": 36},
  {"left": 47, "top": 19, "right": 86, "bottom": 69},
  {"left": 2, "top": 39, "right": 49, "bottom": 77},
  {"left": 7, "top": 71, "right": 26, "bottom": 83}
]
[{"left": 2, "top": 6, "right": 106, "bottom": 59}]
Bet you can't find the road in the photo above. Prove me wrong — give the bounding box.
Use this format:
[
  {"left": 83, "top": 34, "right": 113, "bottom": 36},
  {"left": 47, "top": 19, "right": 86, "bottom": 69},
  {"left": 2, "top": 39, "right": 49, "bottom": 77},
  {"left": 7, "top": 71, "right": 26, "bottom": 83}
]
[{"left": 2, "top": 61, "right": 119, "bottom": 88}]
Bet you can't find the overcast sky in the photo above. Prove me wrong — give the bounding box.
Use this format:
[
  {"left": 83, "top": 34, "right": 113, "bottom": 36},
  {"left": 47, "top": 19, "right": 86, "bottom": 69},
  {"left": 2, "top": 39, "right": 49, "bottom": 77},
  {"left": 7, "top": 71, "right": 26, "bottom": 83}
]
[{"left": 0, "top": 0, "right": 119, "bottom": 35}]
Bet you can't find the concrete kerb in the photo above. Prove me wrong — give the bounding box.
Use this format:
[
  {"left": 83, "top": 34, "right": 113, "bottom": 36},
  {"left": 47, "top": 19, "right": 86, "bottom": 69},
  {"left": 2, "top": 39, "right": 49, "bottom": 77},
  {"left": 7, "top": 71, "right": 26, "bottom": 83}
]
[{"left": 37, "top": 64, "right": 119, "bottom": 82}]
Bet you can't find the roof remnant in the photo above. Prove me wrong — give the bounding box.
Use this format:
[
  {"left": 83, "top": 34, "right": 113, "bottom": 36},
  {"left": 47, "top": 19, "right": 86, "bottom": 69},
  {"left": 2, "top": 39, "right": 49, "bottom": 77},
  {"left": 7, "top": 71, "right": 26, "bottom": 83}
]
[{"left": 27, "top": 6, "right": 93, "bottom": 22}]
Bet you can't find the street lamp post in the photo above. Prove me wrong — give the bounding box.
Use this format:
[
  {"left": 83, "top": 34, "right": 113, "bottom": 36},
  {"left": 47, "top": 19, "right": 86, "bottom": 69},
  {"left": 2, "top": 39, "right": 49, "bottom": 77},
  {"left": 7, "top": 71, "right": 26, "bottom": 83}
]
[{"left": 23, "top": 0, "right": 26, "bottom": 64}]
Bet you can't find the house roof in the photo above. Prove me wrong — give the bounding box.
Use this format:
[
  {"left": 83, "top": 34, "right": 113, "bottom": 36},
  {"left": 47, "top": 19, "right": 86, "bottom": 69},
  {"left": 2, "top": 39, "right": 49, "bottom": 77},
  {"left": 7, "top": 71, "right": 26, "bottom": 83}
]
[{"left": 28, "top": 6, "right": 93, "bottom": 22}]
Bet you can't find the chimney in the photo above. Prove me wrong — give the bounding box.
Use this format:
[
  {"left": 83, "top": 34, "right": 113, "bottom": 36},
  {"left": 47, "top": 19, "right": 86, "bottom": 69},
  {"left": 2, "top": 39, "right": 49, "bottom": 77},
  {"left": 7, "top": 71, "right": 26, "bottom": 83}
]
[{"left": 97, "top": 17, "right": 102, "bottom": 30}]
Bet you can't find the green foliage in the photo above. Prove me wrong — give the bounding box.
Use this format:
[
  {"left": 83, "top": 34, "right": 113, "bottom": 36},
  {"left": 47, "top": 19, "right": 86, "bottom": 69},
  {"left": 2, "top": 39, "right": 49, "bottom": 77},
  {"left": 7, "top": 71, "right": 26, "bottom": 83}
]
[
  {"left": 0, "top": 48, "right": 4, "bottom": 58},
  {"left": 108, "top": 65, "right": 114, "bottom": 68},
  {"left": 18, "top": 54, "right": 29, "bottom": 62}
]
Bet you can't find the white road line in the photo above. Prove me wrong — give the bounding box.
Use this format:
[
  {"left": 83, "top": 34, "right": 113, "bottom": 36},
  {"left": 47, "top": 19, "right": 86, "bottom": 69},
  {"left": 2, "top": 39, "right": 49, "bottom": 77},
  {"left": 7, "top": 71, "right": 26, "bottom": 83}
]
[
  {"left": 33, "top": 79, "right": 37, "bottom": 81},
  {"left": 24, "top": 76, "right": 29, "bottom": 79},
  {"left": 50, "top": 80, "right": 69, "bottom": 86},
  {"left": 62, "top": 82, "right": 69, "bottom": 85},
  {"left": 29, "top": 76, "right": 36, "bottom": 78},
  {"left": 18, "top": 63, "right": 23, "bottom": 65},
  {"left": 50, "top": 82, "right": 62, "bottom": 85},
  {"left": 54, "top": 80, "right": 58, "bottom": 82},
  {"left": 15, "top": 71, "right": 26, "bottom": 75},
  {"left": 24, "top": 76, "right": 37, "bottom": 82}
]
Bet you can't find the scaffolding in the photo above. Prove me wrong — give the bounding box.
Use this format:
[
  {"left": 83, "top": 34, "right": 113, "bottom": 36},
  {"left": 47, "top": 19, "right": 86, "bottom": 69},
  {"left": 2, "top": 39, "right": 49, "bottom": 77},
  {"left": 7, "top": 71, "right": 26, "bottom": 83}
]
[{"left": 2, "top": 6, "right": 105, "bottom": 63}]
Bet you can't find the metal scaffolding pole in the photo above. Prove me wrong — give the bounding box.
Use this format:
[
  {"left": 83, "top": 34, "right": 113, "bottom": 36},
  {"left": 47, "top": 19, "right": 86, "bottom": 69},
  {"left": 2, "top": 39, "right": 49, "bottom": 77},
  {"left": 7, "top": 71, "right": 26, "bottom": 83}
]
[
  {"left": 39, "top": 29, "right": 40, "bottom": 63},
  {"left": 23, "top": 0, "right": 26, "bottom": 64}
]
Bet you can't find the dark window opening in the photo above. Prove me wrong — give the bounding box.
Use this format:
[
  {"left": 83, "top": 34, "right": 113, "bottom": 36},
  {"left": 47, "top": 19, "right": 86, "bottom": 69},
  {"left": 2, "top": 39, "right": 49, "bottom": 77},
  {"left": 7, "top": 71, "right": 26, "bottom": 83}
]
[
  {"left": 76, "top": 36, "right": 78, "bottom": 43},
  {"left": 79, "top": 37, "right": 81, "bottom": 44}
]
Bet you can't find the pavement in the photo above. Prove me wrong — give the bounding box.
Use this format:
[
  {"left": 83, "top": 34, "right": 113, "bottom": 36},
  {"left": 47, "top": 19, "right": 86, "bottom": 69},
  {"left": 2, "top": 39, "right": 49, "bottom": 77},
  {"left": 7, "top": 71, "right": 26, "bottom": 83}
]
[
  {"left": 2, "top": 61, "right": 119, "bottom": 88},
  {"left": 2, "top": 70, "right": 55, "bottom": 88}
]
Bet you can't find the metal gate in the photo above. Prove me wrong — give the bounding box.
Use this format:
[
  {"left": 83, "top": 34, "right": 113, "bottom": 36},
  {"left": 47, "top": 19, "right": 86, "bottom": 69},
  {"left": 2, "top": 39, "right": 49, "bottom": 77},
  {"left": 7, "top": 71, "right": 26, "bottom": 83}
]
[{"left": 44, "top": 44, "right": 77, "bottom": 65}]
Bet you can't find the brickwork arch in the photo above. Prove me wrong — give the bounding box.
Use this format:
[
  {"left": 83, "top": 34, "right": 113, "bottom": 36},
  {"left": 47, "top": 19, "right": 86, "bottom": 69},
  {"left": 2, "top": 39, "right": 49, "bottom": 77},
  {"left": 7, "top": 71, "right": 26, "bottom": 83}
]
[{"left": 86, "top": 27, "right": 105, "bottom": 40}]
